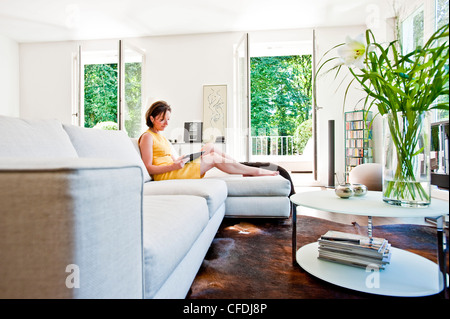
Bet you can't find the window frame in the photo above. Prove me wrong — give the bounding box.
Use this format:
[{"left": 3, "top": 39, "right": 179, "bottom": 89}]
[{"left": 399, "top": 0, "right": 449, "bottom": 123}]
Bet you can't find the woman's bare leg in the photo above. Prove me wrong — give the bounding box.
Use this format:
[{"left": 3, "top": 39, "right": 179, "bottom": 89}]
[
  {"left": 201, "top": 143, "right": 235, "bottom": 162},
  {"left": 200, "top": 152, "right": 278, "bottom": 177}
]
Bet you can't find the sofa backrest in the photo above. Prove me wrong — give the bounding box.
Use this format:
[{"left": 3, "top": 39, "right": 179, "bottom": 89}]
[
  {"left": 0, "top": 115, "right": 151, "bottom": 182},
  {"left": 0, "top": 115, "right": 78, "bottom": 158},
  {"left": 63, "top": 124, "right": 151, "bottom": 182}
]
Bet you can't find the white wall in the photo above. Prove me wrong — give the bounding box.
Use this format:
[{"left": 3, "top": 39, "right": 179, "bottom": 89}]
[
  {"left": 315, "top": 25, "right": 367, "bottom": 185},
  {"left": 314, "top": 21, "right": 393, "bottom": 185},
  {"left": 132, "top": 32, "right": 241, "bottom": 143},
  {"left": 19, "top": 33, "right": 240, "bottom": 129},
  {"left": 20, "top": 41, "right": 79, "bottom": 124},
  {"left": 0, "top": 34, "right": 20, "bottom": 117}
]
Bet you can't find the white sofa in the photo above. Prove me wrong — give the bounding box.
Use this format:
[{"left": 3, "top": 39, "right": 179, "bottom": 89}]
[{"left": 0, "top": 115, "right": 291, "bottom": 299}]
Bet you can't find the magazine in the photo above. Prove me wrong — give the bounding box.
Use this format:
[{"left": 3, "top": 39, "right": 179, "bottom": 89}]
[
  {"left": 319, "top": 230, "right": 387, "bottom": 252},
  {"left": 317, "top": 230, "right": 392, "bottom": 269}
]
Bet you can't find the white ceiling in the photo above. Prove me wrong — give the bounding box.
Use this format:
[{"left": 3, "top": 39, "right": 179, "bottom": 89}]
[{"left": 0, "top": 0, "right": 397, "bottom": 43}]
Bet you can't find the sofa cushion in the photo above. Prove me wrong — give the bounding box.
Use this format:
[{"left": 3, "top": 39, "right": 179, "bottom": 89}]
[
  {"left": 225, "top": 196, "right": 291, "bottom": 218},
  {"left": 143, "top": 179, "right": 227, "bottom": 218},
  {"left": 221, "top": 175, "right": 291, "bottom": 197},
  {"left": 142, "top": 195, "right": 209, "bottom": 298},
  {"left": 63, "top": 124, "right": 151, "bottom": 182},
  {"left": 0, "top": 116, "right": 78, "bottom": 158}
]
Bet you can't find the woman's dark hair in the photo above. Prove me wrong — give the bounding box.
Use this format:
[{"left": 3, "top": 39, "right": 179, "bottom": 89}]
[{"left": 145, "top": 100, "right": 172, "bottom": 128}]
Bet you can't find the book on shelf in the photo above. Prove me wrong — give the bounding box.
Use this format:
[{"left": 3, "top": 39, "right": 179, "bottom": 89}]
[
  {"left": 345, "top": 139, "right": 372, "bottom": 148},
  {"left": 345, "top": 111, "right": 371, "bottom": 121},
  {"left": 346, "top": 148, "right": 374, "bottom": 157},
  {"left": 317, "top": 230, "right": 392, "bottom": 270},
  {"left": 346, "top": 130, "right": 372, "bottom": 139}
]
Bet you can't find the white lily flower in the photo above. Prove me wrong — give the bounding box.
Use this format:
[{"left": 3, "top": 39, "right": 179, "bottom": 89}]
[{"left": 337, "top": 34, "right": 367, "bottom": 69}]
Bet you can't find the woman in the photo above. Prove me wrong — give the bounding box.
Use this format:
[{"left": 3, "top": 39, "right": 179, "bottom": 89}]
[{"left": 138, "top": 100, "right": 278, "bottom": 181}]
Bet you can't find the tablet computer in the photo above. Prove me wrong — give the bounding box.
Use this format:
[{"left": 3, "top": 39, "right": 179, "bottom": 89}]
[{"left": 183, "top": 151, "right": 204, "bottom": 163}]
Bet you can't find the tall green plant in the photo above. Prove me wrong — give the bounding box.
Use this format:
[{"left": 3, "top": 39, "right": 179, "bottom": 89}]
[
  {"left": 317, "top": 24, "right": 449, "bottom": 205},
  {"left": 316, "top": 24, "right": 449, "bottom": 115}
]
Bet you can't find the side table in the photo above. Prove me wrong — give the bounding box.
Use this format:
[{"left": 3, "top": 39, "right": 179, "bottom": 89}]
[{"left": 290, "top": 190, "right": 449, "bottom": 297}]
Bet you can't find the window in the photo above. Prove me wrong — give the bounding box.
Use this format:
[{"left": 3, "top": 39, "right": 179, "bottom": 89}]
[
  {"left": 233, "top": 33, "right": 316, "bottom": 174},
  {"left": 400, "top": 0, "right": 449, "bottom": 123},
  {"left": 122, "top": 48, "right": 145, "bottom": 138},
  {"left": 431, "top": 0, "right": 449, "bottom": 187},
  {"left": 402, "top": 0, "right": 450, "bottom": 187},
  {"left": 250, "top": 55, "right": 312, "bottom": 157},
  {"left": 436, "top": 0, "right": 449, "bottom": 28},
  {"left": 401, "top": 6, "right": 424, "bottom": 54},
  {"left": 84, "top": 60, "right": 118, "bottom": 129},
  {"left": 434, "top": 0, "right": 449, "bottom": 122},
  {"left": 74, "top": 42, "right": 145, "bottom": 138}
]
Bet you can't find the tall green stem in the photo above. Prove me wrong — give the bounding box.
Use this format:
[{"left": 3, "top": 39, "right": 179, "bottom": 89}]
[{"left": 383, "top": 112, "right": 430, "bottom": 206}]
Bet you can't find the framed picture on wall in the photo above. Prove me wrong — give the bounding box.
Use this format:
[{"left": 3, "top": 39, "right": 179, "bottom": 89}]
[
  {"left": 203, "top": 85, "right": 227, "bottom": 143},
  {"left": 184, "top": 122, "right": 203, "bottom": 143}
]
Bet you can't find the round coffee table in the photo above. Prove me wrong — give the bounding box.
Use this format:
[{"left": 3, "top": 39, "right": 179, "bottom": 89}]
[{"left": 290, "top": 190, "right": 449, "bottom": 297}]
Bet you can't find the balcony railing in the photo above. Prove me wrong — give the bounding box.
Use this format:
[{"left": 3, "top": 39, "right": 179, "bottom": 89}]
[{"left": 251, "top": 135, "right": 297, "bottom": 156}]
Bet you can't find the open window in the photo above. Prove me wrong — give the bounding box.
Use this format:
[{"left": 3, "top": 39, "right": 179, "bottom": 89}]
[
  {"left": 72, "top": 41, "right": 145, "bottom": 138},
  {"left": 233, "top": 30, "right": 318, "bottom": 179},
  {"left": 249, "top": 40, "right": 314, "bottom": 173},
  {"left": 430, "top": 0, "right": 449, "bottom": 188},
  {"left": 400, "top": 0, "right": 449, "bottom": 189}
]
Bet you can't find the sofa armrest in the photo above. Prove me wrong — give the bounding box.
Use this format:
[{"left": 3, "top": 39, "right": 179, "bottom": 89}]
[{"left": 0, "top": 158, "right": 144, "bottom": 298}]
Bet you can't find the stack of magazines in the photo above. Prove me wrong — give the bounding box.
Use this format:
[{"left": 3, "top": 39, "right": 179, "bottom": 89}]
[{"left": 318, "top": 230, "right": 391, "bottom": 269}]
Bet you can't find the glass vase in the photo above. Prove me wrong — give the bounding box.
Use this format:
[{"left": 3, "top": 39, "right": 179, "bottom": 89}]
[{"left": 382, "top": 111, "right": 431, "bottom": 207}]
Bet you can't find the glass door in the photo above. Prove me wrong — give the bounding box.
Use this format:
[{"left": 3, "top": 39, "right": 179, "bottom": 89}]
[
  {"left": 119, "top": 41, "right": 146, "bottom": 138},
  {"left": 247, "top": 30, "right": 317, "bottom": 179}
]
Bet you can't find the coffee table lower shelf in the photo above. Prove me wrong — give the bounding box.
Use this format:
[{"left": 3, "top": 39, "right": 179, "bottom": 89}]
[{"left": 297, "top": 242, "right": 447, "bottom": 297}]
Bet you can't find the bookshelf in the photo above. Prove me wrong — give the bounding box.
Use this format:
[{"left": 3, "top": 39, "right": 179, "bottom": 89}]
[{"left": 344, "top": 110, "right": 373, "bottom": 181}]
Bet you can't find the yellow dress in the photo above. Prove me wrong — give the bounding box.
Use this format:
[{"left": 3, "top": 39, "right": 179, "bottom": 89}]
[{"left": 139, "top": 130, "right": 203, "bottom": 181}]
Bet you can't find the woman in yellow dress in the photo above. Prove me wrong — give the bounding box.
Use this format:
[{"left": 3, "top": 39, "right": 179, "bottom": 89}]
[{"left": 138, "top": 100, "right": 278, "bottom": 181}]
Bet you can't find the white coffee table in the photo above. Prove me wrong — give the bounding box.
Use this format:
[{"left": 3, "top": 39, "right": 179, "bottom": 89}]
[{"left": 290, "top": 190, "right": 449, "bottom": 297}]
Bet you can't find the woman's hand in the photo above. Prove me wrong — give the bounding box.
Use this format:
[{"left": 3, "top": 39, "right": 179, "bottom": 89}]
[{"left": 172, "top": 156, "right": 189, "bottom": 170}]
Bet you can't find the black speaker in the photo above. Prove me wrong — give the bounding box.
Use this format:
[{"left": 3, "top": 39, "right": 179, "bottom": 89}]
[{"left": 328, "top": 120, "right": 335, "bottom": 187}]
